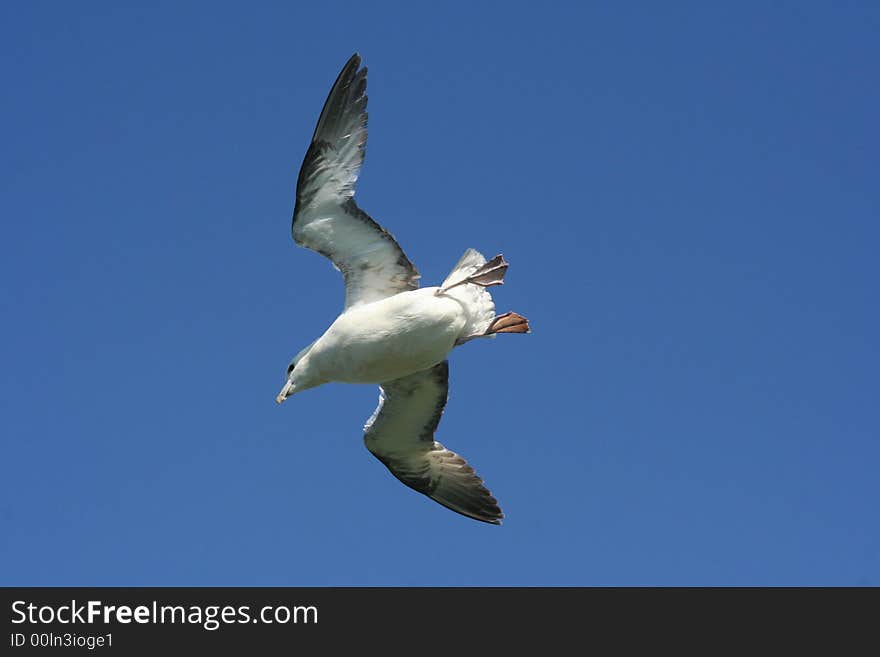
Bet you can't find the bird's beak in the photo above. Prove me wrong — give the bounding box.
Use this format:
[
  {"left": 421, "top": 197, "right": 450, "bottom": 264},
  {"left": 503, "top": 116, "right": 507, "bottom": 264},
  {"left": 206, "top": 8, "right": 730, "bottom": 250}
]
[{"left": 276, "top": 380, "right": 295, "bottom": 404}]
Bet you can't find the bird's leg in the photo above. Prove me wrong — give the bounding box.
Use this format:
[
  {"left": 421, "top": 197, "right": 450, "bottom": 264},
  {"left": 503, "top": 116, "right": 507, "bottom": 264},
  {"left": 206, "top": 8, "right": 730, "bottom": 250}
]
[
  {"left": 484, "top": 311, "right": 530, "bottom": 335},
  {"left": 438, "top": 255, "right": 509, "bottom": 294}
]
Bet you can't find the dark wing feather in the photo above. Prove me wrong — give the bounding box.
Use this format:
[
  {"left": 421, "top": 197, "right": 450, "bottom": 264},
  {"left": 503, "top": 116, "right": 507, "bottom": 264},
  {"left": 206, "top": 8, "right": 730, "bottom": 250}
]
[
  {"left": 363, "top": 361, "right": 504, "bottom": 525},
  {"left": 292, "top": 53, "right": 419, "bottom": 309}
]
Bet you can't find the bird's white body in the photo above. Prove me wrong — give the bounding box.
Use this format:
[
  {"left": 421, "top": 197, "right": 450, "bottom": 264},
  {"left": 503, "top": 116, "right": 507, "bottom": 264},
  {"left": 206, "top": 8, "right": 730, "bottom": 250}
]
[{"left": 301, "top": 288, "right": 466, "bottom": 387}]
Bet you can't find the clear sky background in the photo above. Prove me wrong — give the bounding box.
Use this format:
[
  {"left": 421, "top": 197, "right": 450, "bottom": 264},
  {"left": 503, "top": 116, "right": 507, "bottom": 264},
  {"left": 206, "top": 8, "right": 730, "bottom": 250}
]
[{"left": 2, "top": 2, "right": 878, "bottom": 585}]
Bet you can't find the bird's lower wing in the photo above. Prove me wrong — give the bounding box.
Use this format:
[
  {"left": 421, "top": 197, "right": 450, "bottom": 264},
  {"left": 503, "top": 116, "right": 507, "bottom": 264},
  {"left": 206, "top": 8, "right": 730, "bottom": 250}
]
[{"left": 363, "top": 361, "right": 503, "bottom": 525}]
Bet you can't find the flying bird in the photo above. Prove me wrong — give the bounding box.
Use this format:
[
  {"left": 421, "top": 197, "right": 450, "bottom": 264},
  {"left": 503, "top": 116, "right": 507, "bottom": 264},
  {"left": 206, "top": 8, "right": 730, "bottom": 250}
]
[{"left": 277, "top": 53, "right": 530, "bottom": 524}]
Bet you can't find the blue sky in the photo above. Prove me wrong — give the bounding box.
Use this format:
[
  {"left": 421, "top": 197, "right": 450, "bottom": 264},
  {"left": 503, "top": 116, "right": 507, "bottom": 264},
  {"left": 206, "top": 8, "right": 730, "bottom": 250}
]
[{"left": 2, "top": 2, "right": 878, "bottom": 585}]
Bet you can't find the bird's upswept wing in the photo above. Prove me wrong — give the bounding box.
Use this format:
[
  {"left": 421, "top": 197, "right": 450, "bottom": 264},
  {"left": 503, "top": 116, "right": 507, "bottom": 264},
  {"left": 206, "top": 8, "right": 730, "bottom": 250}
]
[
  {"left": 364, "top": 361, "right": 503, "bottom": 524},
  {"left": 292, "top": 53, "right": 419, "bottom": 309}
]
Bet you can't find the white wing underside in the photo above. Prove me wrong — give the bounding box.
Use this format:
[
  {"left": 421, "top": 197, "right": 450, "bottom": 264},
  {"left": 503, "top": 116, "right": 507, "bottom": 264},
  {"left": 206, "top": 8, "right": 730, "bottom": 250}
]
[
  {"left": 292, "top": 54, "right": 419, "bottom": 309},
  {"left": 364, "top": 361, "right": 503, "bottom": 525}
]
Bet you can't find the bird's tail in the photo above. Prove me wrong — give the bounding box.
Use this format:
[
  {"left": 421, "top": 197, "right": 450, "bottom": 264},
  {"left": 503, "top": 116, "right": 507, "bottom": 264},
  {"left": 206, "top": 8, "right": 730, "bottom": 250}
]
[
  {"left": 441, "top": 248, "right": 527, "bottom": 343},
  {"left": 439, "top": 249, "right": 497, "bottom": 337}
]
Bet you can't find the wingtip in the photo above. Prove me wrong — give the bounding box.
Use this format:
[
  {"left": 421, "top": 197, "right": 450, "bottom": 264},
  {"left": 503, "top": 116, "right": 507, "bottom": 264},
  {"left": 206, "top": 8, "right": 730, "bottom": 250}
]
[
  {"left": 423, "top": 447, "right": 506, "bottom": 526},
  {"left": 479, "top": 506, "right": 504, "bottom": 526},
  {"left": 468, "top": 507, "right": 504, "bottom": 526},
  {"left": 431, "top": 497, "right": 504, "bottom": 526}
]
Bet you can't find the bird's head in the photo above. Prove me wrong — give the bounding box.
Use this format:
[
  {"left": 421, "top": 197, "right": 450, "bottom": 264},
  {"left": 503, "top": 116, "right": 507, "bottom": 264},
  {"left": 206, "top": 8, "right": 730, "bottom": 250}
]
[
  {"left": 275, "top": 361, "right": 298, "bottom": 404},
  {"left": 276, "top": 341, "right": 318, "bottom": 404}
]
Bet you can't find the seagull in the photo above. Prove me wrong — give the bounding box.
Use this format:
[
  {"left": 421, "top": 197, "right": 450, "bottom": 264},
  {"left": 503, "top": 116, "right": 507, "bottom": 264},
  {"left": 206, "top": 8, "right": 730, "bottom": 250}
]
[{"left": 276, "top": 53, "right": 530, "bottom": 525}]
